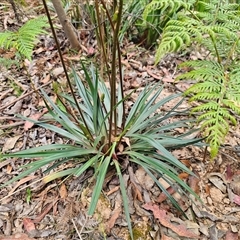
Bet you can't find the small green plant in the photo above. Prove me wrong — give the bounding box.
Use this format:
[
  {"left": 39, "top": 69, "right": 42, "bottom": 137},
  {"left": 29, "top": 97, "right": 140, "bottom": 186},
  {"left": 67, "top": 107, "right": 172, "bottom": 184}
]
[
  {"left": 154, "top": 0, "right": 240, "bottom": 157},
  {"left": 0, "top": 16, "right": 48, "bottom": 60},
  {"left": 1, "top": 0, "right": 201, "bottom": 238},
  {"left": 0, "top": 57, "right": 20, "bottom": 69},
  {"left": 26, "top": 187, "right": 32, "bottom": 204}
]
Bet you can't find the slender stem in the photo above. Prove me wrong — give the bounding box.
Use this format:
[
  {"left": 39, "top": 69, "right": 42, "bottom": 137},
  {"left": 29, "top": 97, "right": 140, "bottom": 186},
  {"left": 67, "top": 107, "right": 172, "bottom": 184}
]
[
  {"left": 42, "top": 0, "right": 93, "bottom": 141},
  {"left": 117, "top": 31, "right": 125, "bottom": 129},
  {"left": 99, "top": 0, "right": 125, "bottom": 130},
  {"left": 98, "top": 0, "right": 123, "bottom": 145},
  {"left": 94, "top": 0, "right": 111, "bottom": 82},
  {"left": 108, "top": 0, "right": 123, "bottom": 145}
]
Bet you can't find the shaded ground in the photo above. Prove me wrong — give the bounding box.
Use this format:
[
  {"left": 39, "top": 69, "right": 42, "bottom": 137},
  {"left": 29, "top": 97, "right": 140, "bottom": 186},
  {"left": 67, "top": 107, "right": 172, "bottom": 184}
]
[{"left": 0, "top": 1, "right": 240, "bottom": 239}]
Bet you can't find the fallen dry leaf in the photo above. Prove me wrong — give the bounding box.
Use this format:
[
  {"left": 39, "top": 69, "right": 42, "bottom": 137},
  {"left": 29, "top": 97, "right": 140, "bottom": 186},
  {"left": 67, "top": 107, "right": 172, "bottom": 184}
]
[
  {"left": 146, "top": 67, "right": 162, "bottom": 80},
  {"left": 225, "top": 230, "right": 238, "bottom": 240},
  {"left": 233, "top": 194, "right": 240, "bottom": 205},
  {"left": 6, "top": 164, "right": 12, "bottom": 174},
  {"left": 230, "top": 175, "right": 240, "bottom": 195},
  {"left": 161, "top": 234, "right": 175, "bottom": 240},
  {"left": 143, "top": 202, "right": 199, "bottom": 238},
  {"left": 162, "top": 77, "right": 175, "bottom": 83},
  {"left": 2, "top": 135, "right": 22, "bottom": 152},
  {"left": 33, "top": 199, "right": 58, "bottom": 223},
  {"left": 156, "top": 186, "right": 176, "bottom": 203},
  {"left": 9, "top": 175, "right": 37, "bottom": 195},
  {"left": 106, "top": 186, "right": 120, "bottom": 196},
  {"left": 52, "top": 67, "right": 64, "bottom": 76},
  {"left": 87, "top": 46, "right": 95, "bottom": 56},
  {"left": 107, "top": 208, "right": 121, "bottom": 232},
  {"left": 226, "top": 164, "right": 234, "bottom": 181},
  {"left": 24, "top": 110, "right": 47, "bottom": 131},
  {"left": 4, "top": 100, "right": 23, "bottom": 115},
  {"left": 40, "top": 74, "right": 50, "bottom": 84},
  {"left": 59, "top": 183, "right": 68, "bottom": 199},
  {"left": 188, "top": 171, "right": 200, "bottom": 194},
  {"left": 157, "top": 173, "right": 189, "bottom": 203},
  {"left": 209, "top": 187, "right": 224, "bottom": 203},
  {"left": 0, "top": 233, "right": 35, "bottom": 240},
  {"left": 23, "top": 218, "right": 36, "bottom": 233}
]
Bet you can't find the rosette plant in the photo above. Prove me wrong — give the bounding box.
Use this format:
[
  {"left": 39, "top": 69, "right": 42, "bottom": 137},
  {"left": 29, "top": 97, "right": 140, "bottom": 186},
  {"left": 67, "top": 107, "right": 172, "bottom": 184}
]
[{"left": 1, "top": 0, "right": 201, "bottom": 238}]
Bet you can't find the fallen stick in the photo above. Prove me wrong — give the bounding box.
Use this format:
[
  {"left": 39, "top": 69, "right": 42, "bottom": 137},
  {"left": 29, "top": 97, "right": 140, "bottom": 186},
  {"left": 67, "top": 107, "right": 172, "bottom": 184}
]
[{"left": 0, "top": 81, "right": 52, "bottom": 111}]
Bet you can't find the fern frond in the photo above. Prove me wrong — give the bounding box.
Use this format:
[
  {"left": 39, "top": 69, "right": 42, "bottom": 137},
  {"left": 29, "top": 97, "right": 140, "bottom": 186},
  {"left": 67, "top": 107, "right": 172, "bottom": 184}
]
[
  {"left": 222, "top": 99, "right": 240, "bottom": 115},
  {"left": 207, "top": 128, "right": 226, "bottom": 158},
  {"left": 192, "top": 102, "right": 219, "bottom": 112},
  {"left": 177, "top": 61, "right": 224, "bottom": 85},
  {"left": 178, "top": 58, "right": 240, "bottom": 157},
  {"left": 0, "top": 31, "right": 16, "bottom": 49},
  {"left": 142, "top": 0, "right": 194, "bottom": 20},
  {"left": 155, "top": 19, "right": 195, "bottom": 62},
  {"left": 155, "top": 1, "right": 240, "bottom": 62},
  {"left": 187, "top": 82, "right": 222, "bottom": 93},
  {"left": 190, "top": 93, "right": 221, "bottom": 101},
  {"left": 0, "top": 16, "right": 48, "bottom": 60},
  {"left": 152, "top": 0, "right": 240, "bottom": 157}
]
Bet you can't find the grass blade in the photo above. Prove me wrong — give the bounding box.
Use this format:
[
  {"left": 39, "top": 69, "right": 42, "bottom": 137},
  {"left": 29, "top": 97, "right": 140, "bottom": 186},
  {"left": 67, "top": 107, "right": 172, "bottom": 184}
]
[{"left": 114, "top": 160, "right": 133, "bottom": 240}]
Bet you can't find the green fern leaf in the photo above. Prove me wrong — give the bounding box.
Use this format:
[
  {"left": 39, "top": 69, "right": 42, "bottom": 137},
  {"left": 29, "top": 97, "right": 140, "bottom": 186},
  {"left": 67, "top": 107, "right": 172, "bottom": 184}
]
[
  {"left": 158, "top": 1, "right": 240, "bottom": 157},
  {"left": 0, "top": 16, "right": 48, "bottom": 60},
  {"left": 192, "top": 102, "right": 219, "bottom": 112}
]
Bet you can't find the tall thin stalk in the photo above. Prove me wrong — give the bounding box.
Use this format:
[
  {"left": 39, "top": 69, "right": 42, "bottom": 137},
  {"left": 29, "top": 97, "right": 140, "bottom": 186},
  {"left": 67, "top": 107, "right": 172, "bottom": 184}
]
[
  {"left": 109, "top": 0, "right": 123, "bottom": 138},
  {"left": 93, "top": 0, "right": 124, "bottom": 147},
  {"left": 42, "top": 0, "right": 94, "bottom": 142}
]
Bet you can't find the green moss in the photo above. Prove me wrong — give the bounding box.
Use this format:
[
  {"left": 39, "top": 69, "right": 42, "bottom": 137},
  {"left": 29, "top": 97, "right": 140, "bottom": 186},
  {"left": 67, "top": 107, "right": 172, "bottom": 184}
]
[{"left": 128, "top": 223, "right": 151, "bottom": 240}]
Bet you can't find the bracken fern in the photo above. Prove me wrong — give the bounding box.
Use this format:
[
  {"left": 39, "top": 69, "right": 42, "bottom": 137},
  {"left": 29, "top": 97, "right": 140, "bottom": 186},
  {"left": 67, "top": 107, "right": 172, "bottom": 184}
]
[
  {"left": 142, "top": 0, "right": 196, "bottom": 46},
  {"left": 0, "top": 16, "right": 48, "bottom": 60},
  {"left": 177, "top": 60, "right": 240, "bottom": 157},
  {"left": 154, "top": 0, "right": 240, "bottom": 157}
]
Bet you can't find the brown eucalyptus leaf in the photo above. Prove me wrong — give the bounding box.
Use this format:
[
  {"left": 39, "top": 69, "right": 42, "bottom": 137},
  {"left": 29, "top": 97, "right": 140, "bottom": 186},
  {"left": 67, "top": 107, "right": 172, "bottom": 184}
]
[{"left": 143, "top": 202, "right": 199, "bottom": 238}]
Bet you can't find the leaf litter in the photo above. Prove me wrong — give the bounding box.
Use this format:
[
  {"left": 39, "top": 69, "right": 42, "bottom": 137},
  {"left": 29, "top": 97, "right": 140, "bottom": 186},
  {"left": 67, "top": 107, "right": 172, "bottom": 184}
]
[{"left": 0, "top": 1, "right": 240, "bottom": 239}]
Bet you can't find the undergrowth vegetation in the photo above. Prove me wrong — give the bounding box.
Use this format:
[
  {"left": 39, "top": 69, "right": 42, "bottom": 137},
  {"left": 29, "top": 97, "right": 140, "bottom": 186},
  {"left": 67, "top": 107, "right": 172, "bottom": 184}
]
[
  {"left": 0, "top": 16, "right": 48, "bottom": 60},
  {"left": 151, "top": 0, "right": 240, "bottom": 157}
]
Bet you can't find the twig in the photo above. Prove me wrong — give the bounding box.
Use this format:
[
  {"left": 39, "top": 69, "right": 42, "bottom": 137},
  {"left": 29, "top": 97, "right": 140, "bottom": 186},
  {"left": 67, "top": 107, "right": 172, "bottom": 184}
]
[
  {"left": 219, "top": 150, "right": 238, "bottom": 162},
  {"left": 0, "top": 81, "right": 52, "bottom": 111},
  {"left": 79, "top": 214, "right": 89, "bottom": 236},
  {"left": 0, "top": 117, "right": 22, "bottom": 120},
  {"left": 0, "top": 177, "right": 43, "bottom": 202},
  {"left": 72, "top": 218, "right": 83, "bottom": 240},
  {"left": 0, "top": 121, "right": 25, "bottom": 129},
  {"left": 4, "top": 73, "right": 28, "bottom": 91}
]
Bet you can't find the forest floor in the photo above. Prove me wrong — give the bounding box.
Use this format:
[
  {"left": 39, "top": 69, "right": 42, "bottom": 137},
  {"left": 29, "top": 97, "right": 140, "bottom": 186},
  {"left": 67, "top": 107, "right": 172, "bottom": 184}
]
[{"left": 0, "top": 1, "right": 240, "bottom": 240}]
